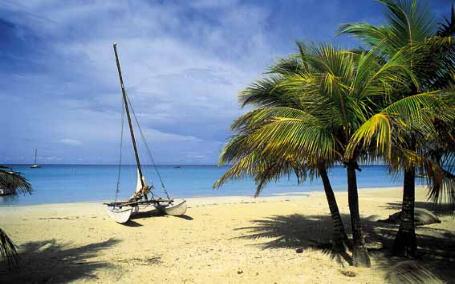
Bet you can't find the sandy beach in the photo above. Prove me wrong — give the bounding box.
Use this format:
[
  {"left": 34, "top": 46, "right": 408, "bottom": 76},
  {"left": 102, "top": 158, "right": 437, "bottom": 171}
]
[{"left": 1, "top": 186, "right": 454, "bottom": 283}]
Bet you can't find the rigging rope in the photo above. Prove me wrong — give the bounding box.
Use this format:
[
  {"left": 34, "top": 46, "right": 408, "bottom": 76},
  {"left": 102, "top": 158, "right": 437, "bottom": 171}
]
[
  {"left": 123, "top": 92, "right": 156, "bottom": 200},
  {"left": 126, "top": 93, "right": 171, "bottom": 200},
  {"left": 114, "top": 97, "right": 126, "bottom": 204}
]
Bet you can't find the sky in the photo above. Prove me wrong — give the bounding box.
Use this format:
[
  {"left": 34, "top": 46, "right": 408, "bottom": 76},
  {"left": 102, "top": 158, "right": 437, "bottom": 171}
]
[{"left": 0, "top": 0, "right": 453, "bottom": 165}]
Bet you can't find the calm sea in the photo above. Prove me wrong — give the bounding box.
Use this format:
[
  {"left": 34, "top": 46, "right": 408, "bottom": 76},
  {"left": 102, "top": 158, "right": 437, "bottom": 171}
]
[{"left": 0, "top": 165, "right": 413, "bottom": 206}]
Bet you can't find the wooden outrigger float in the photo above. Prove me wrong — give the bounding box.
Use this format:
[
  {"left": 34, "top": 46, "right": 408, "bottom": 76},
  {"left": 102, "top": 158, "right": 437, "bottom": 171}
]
[{"left": 105, "top": 43, "right": 187, "bottom": 224}]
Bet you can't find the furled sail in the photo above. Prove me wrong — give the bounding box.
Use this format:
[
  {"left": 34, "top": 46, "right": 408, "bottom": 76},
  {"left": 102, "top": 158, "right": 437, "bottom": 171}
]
[
  {"left": 131, "top": 168, "right": 147, "bottom": 200},
  {"left": 135, "top": 168, "right": 143, "bottom": 193}
]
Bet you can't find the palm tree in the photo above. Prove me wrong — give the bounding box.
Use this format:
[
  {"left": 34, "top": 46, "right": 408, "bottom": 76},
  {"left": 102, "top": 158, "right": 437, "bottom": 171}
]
[
  {"left": 214, "top": 62, "right": 350, "bottom": 254},
  {"left": 217, "top": 43, "right": 414, "bottom": 266},
  {"left": 0, "top": 166, "right": 31, "bottom": 267},
  {"left": 0, "top": 166, "right": 32, "bottom": 195},
  {"left": 260, "top": 44, "right": 416, "bottom": 266},
  {"left": 345, "top": 90, "right": 454, "bottom": 255},
  {"left": 340, "top": 0, "right": 455, "bottom": 257}
]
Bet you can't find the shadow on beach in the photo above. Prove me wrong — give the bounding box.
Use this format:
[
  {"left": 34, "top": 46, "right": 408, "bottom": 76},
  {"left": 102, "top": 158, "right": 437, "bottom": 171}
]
[
  {"left": 130, "top": 208, "right": 194, "bottom": 221},
  {"left": 0, "top": 238, "right": 119, "bottom": 283},
  {"left": 236, "top": 205, "right": 455, "bottom": 282},
  {"left": 235, "top": 214, "right": 354, "bottom": 265}
]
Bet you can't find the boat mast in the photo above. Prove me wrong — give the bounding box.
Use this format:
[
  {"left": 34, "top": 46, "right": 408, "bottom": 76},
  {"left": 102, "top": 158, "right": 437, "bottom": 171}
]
[
  {"left": 113, "top": 43, "right": 145, "bottom": 191},
  {"left": 34, "top": 149, "right": 37, "bottom": 164}
]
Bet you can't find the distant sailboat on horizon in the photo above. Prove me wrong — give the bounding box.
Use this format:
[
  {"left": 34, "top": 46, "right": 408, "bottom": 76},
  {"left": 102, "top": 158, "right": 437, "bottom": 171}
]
[{"left": 30, "top": 148, "right": 41, "bottom": 168}]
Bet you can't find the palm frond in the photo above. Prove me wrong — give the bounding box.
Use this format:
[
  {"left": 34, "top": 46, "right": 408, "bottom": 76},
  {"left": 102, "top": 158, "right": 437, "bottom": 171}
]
[
  {"left": 214, "top": 147, "right": 309, "bottom": 197},
  {"left": 346, "top": 113, "right": 394, "bottom": 159},
  {"left": 346, "top": 92, "right": 447, "bottom": 160},
  {"left": 340, "top": 0, "right": 437, "bottom": 55},
  {"left": 380, "top": 0, "right": 435, "bottom": 44},
  {"left": 268, "top": 56, "right": 305, "bottom": 76},
  {"left": 0, "top": 167, "right": 32, "bottom": 195},
  {"left": 0, "top": 228, "right": 18, "bottom": 268},
  {"left": 424, "top": 158, "right": 455, "bottom": 205},
  {"left": 247, "top": 116, "right": 337, "bottom": 164},
  {"left": 339, "top": 23, "right": 390, "bottom": 49},
  {"left": 382, "top": 91, "right": 446, "bottom": 126},
  {"left": 437, "top": 4, "right": 455, "bottom": 37}
]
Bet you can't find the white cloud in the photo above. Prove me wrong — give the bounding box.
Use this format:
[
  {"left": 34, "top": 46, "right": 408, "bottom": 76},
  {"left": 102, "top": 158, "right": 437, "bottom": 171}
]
[
  {"left": 0, "top": 0, "right": 282, "bottom": 164},
  {"left": 59, "top": 138, "right": 82, "bottom": 146}
]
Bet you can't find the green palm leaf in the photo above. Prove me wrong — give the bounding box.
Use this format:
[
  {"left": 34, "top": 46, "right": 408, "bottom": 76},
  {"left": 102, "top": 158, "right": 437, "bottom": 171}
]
[
  {"left": 0, "top": 228, "right": 18, "bottom": 268},
  {"left": 0, "top": 167, "right": 32, "bottom": 195}
]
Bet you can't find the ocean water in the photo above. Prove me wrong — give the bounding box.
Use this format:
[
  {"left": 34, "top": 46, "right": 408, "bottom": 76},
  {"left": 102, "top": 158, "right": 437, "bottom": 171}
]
[{"left": 0, "top": 165, "right": 412, "bottom": 206}]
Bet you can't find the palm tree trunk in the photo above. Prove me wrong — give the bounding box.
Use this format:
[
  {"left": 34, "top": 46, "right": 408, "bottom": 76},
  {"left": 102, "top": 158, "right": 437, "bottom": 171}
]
[
  {"left": 393, "top": 167, "right": 417, "bottom": 257},
  {"left": 319, "top": 166, "right": 349, "bottom": 252},
  {"left": 347, "top": 161, "right": 371, "bottom": 267}
]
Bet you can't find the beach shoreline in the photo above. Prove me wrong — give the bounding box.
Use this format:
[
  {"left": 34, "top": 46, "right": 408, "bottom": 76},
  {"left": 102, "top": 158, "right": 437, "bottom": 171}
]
[
  {"left": 0, "top": 185, "right": 409, "bottom": 208},
  {"left": 1, "top": 186, "right": 454, "bottom": 283},
  {"left": 0, "top": 164, "right": 408, "bottom": 206}
]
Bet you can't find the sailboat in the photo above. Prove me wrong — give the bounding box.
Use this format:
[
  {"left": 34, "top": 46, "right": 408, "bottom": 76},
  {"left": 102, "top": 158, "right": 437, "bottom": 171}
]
[
  {"left": 105, "top": 43, "right": 187, "bottom": 224},
  {"left": 30, "top": 149, "right": 41, "bottom": 168}
]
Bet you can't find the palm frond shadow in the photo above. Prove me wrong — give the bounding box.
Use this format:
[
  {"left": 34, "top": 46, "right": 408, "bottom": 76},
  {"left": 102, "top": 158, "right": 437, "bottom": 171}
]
[
  {"left": 235, "top": 214, "right": 353, "bottom": 265},
  {"left": 372, "top": 224, "right": 455, "bottom": 283},
  {"left": 236, "top": 213, "right": 455, "bottom": 281},
  {"left": 360, "top": 215, "right": 455, "bottom": 283},
  {"left": 0, "top": 238, "right": 119, "bottom": 283}
]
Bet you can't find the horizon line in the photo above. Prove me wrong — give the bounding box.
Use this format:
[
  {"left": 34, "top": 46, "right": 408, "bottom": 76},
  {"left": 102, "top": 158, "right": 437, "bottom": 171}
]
[{"left": 2, "top": 163, "right": 390, "bottom": 167}]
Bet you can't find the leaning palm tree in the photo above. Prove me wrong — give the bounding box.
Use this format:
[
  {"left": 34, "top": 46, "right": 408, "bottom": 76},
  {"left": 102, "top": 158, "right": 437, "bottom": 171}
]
[
  {"left": 214, "top": 63, "right": 350, "bottom": 254},
  {"left": 0, "top": 166, "right": 31, "bottom": 267},
  {"left": 215, "top": 111, "right": 350, "bottom": 254},
  {"left": 340, "top": 0, "right": 455, "bottom": 257}
]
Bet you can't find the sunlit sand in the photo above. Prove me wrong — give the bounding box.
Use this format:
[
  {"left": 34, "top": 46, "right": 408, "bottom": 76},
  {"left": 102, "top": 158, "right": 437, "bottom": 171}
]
[{"left": 1, "top": 186, "right": 454, "bottom": 283}]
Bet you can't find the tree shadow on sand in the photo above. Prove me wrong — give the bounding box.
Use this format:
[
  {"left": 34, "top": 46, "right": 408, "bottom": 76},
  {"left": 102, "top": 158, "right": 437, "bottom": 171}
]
[
  {"left": 236, "top": 210, "right": 455, "bottom": 282},
  {"left": 0, "top": 238, "right": 120, "bottom": 283},
  {"left": 235, "top": 214, "right": 354, "bottom": 265},
  {"left": 368, "top": 217, "right": 455, "bottom": 282}
]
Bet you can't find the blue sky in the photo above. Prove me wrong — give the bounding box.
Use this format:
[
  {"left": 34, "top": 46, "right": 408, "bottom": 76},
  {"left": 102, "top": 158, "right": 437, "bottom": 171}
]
[{"left": 1, "top": 0, "right": 453, "bottom": 165}]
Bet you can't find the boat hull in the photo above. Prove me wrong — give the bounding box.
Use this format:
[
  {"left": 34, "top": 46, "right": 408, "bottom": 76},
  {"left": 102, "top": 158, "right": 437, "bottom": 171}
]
[
  {"left": 163, "top": 200, "right": 187, "bottom": 216},
  {"left": 106, "top": 206, "right": 133, "bottom": 224}
]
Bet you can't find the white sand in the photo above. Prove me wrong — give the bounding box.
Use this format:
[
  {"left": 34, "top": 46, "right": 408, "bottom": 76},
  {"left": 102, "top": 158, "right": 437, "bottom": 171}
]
[{"left": 1, "top": 186, "right": 454, "bottom": 283}]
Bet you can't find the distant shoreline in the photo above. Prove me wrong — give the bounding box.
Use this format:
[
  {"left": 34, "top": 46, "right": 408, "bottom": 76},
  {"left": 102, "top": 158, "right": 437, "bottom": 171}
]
[
  {"left": 0, "top": 186, "right": 414, "bottom": 207},
  {"left": 0, "top": 165, "right": 411, "bottom": 206},
  {"left": 3, "top": 163, "right": 390, "bottom": 167}
]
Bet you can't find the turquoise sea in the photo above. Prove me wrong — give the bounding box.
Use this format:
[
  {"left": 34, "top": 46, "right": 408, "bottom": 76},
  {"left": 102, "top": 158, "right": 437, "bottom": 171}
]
[{"left": 0, "top": 165, "right": 415, "bottom": 206}]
